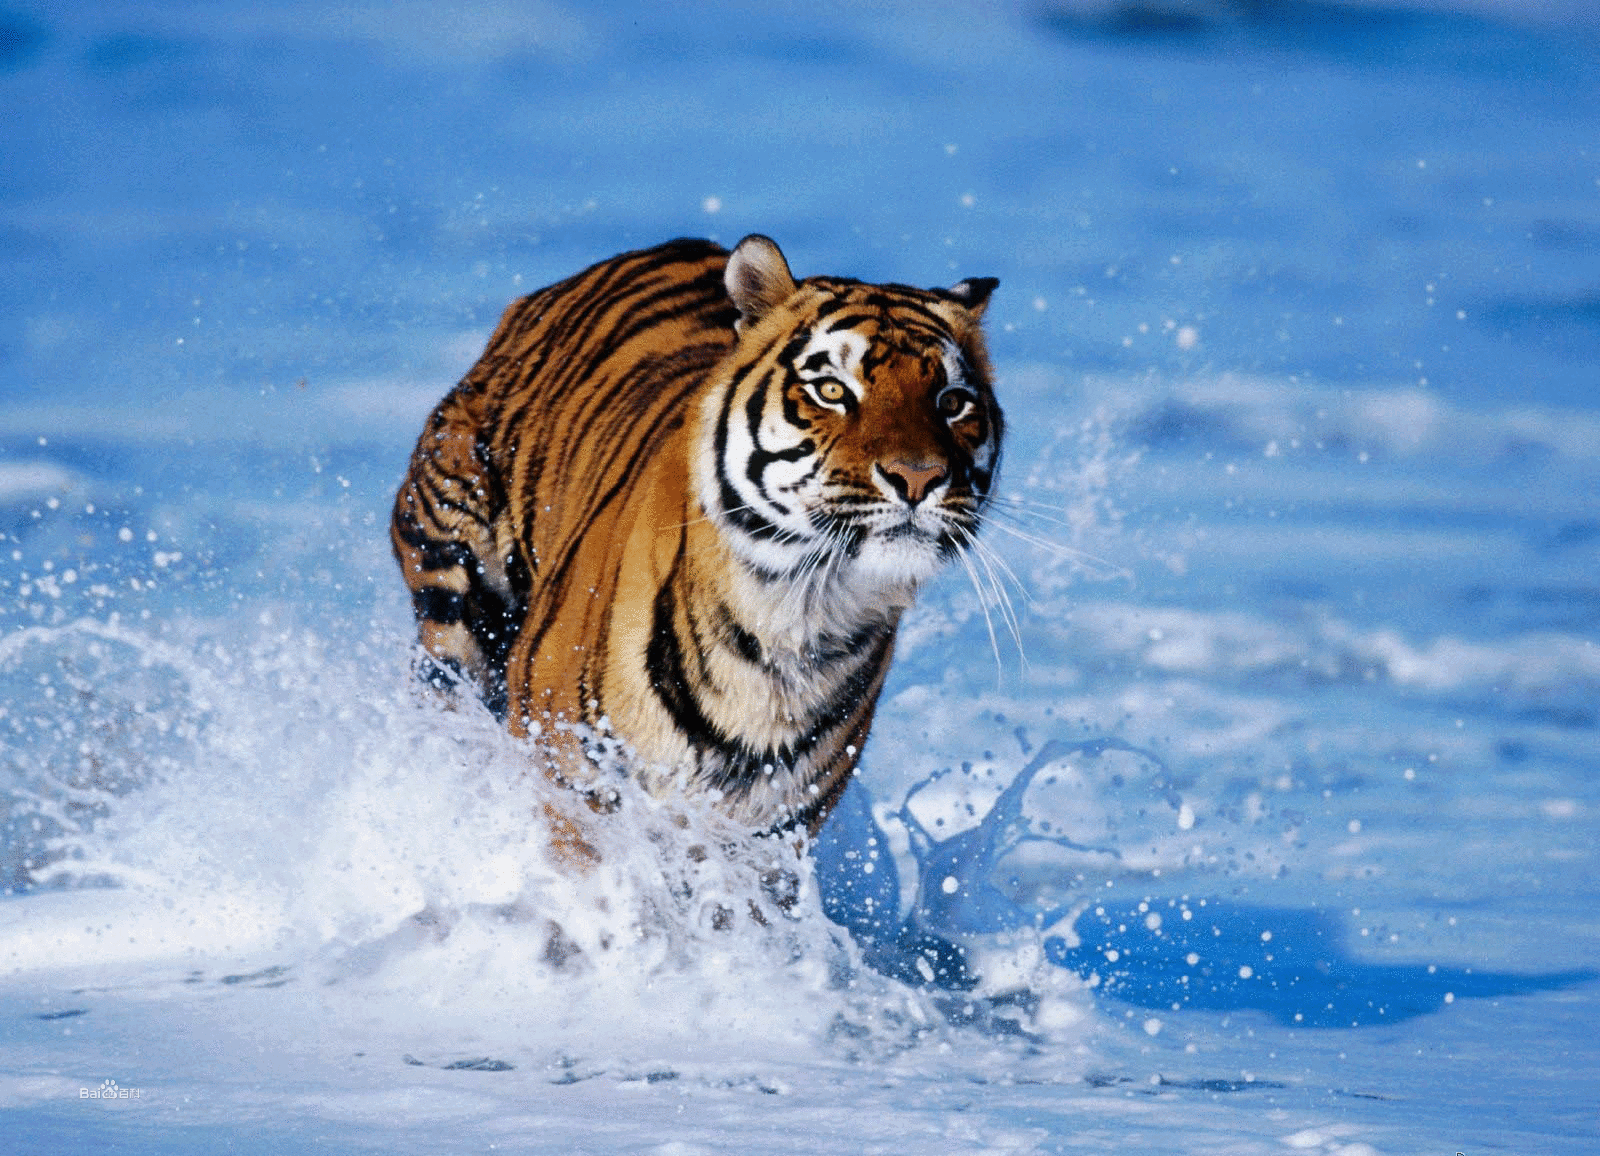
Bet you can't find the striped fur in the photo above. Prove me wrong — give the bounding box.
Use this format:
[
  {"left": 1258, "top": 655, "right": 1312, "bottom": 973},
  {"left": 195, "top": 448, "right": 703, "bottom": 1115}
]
[{"left": 392, "top": 236, "right": 1001, "bottom": 835}]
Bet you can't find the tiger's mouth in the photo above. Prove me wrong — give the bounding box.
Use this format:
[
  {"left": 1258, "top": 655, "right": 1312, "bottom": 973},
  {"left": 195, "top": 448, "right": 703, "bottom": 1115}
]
[
  {"left": 826, "top": 501, "right": 946, "bottom": 544},
  {"left": 831, "top": 499, "right": 978, "bottom": 582},
  {"left": 877, "top": 521, "right": 926, "bottom": 541}
]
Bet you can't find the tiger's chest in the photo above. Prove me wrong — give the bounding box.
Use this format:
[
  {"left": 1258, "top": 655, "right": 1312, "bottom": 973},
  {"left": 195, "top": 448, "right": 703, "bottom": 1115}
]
[
  {"left": 540, "top": 470, "right": 902, "bottom": 827},
  {"left": 629, "top": 629, "right": 898, "bottom": 828}
]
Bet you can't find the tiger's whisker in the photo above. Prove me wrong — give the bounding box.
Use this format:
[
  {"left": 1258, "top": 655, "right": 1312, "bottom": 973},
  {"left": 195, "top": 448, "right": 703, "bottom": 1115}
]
[
  {"left": 951, "top": 539, "right": 1005, "bottom": 682},
  {"left": 965, "top": 533, "right": 1028, "bottom": 671},
  {"left": 954, "top": 526, "right": 1024, "bottom": 667},
  {"left": 983, "top": 519, "right": 1131, "bottom": 582}
]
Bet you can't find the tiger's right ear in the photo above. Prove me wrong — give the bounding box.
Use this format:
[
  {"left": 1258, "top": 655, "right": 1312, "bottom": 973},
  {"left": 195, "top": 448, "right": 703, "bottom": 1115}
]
[{"left": 725, "top": 234, "right": 798, "bottom": 332}]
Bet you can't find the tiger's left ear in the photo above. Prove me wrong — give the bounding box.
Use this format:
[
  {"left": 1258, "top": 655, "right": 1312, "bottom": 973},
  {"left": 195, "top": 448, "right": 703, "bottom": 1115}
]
[
  {"left": 946, "top": 277, "right": 999, "bottom": 318},
  {"left": 726, "top": 234, "right": 798, "bottom": 332},
  {"left": 945, "top": 277, "right": 999, "bottom": 317}
]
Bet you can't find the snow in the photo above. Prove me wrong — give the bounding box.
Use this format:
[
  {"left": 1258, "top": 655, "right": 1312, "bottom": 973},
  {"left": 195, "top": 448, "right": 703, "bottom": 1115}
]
[{"left": 3, "top": 0, "right": 1599, "bottom": 1152}]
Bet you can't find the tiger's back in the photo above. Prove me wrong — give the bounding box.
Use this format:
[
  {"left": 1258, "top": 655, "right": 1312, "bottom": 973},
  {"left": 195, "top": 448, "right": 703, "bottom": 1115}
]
[
  {"left": 392, "top": 240, "right": 734, "bottom": 713},
  {"left": 393, "top": 235, "right": 1001, "bottom": 834}
]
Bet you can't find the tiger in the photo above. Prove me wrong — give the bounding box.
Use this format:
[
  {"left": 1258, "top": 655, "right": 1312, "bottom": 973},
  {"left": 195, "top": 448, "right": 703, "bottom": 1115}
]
[{"left": 391, "top": 235, "right": 1001, "bottom": 838}]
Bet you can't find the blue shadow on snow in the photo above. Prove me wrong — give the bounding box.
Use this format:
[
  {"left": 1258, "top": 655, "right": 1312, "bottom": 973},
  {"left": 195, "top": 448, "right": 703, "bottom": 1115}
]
[
  {"left": 816, "top": 740, "right": 1598, "bottom": 1024},
  {"left": 1046, "top": 899, "right": 1597, "bottom": 1028}
]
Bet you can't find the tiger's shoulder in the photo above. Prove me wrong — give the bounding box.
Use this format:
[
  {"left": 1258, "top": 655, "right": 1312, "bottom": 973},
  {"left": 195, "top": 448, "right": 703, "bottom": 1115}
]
[{"left": 469, "top": 237, "right": 738, "bottom": 394}]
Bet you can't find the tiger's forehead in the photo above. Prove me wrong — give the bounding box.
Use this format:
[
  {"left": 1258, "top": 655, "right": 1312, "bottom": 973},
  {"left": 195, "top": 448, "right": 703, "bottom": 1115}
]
[
  {"left": 787, "top": 283, "right": 966, "bottom": 377},
  {"left": 799, "top": 280, "right": 959, "bottom": 341},
  {"left": 792, "top": 323, "right": 960, "bottom": 394},
  {"left": 794, "top": 325, "right": 869, "bottom": 375}
]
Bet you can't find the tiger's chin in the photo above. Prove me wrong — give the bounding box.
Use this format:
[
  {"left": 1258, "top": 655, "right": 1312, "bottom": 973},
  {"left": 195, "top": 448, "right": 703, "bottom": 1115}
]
[{"left": 849, "top": 527, "right": 952, "bottom": 587}]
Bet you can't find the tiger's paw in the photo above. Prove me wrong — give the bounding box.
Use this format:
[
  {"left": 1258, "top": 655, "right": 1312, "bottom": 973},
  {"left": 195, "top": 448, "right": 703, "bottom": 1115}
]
[{"left": 541, "top": 800, "right": 600, "bottom": 871}]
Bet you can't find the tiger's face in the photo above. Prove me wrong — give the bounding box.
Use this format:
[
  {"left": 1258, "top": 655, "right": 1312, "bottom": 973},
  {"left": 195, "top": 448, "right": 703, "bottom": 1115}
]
[{"left": 699, "top": 235, "right": 1002, "bottom": 592}]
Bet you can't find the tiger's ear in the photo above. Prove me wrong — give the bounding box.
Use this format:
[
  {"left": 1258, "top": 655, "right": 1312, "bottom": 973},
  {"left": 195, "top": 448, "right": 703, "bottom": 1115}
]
[
  {"left": 946, "top": 277, "right": 999, "bottom": 318},
  {"left": 725, "top": 234, "right": 798, "bottom": 331}
]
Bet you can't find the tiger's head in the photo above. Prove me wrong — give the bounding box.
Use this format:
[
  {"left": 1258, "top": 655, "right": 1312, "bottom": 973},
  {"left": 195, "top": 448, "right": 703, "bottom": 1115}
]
[{"left": 697, "top": 234, "right": 1002, "bottom": 598}]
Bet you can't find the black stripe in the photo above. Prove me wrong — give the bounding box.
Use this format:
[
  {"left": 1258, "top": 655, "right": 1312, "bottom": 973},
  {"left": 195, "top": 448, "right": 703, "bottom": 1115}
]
[
  {"left": 392, "top": 509, "right": 476, "bottom": 574},
  {"left": 713, "top": 361, "right": 789, "bottom": 541},
  {"left": 728, "top": 619, "right": 762, "bottom": 665},
  {"left": 742, "top": 376, "right": 815, "bottom": 489},
  {"left": 779, "top": 381, "right": 816, "bottom": 429},
  {"left": 645, "top": 564, "right": 725, "bottom": 755},
  {"left": 778, "top": 451, "right": 826, "bottom": 494},
  {"left": 811, "top": 622, "right": 886, "bottom": 665},
  {"left": 412, "top": 587, "right": 465, "bottom": 624},
  {"left": 682, "top": 597, "right": 719, "bottom": 692},
  {"left": 416, "top": 469, "right": 492, "bottom": 527}
]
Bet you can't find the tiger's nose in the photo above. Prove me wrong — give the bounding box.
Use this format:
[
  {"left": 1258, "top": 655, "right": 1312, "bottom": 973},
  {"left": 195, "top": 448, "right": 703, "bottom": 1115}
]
[{"left": 878, "top": 458, "right": 948, "bottom": 505}]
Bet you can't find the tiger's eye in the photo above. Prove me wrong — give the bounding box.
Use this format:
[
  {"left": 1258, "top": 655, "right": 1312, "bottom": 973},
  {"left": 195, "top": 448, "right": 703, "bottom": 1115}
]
[
  {"left": 939, "top": 389, "right": 973, "bottom": 416},
  {"left": 818, "top": 380, "right": 846, "bottom": 403}
]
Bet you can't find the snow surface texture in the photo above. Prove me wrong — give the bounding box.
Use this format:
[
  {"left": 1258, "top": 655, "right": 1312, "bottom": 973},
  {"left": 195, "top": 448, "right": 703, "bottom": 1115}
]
[{"left": 3, "top": 1, "right": 1598, "bottom": 1153}]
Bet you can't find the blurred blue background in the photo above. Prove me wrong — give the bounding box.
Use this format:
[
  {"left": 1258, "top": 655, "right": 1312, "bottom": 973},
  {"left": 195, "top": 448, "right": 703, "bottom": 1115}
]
[{"left": 2, "top": 3, "right": 1598, "bottom": 1150}]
